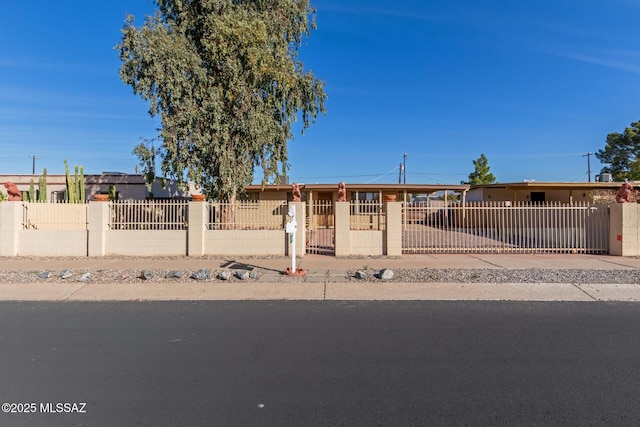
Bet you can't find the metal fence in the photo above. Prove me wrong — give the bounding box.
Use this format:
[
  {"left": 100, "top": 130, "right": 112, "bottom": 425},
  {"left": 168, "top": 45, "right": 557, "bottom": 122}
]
[
  {"left": 21, "top": 202, "right": 88, "bottom": 230},
  {"left": 402, "top": 201, "right": 610, "bottom": 254},
  {"left": 109, "top": 200, "right": 189, "bottom": 230},
  {"left": 306, "top": 200, "right": 335, "bottom": 255},
  {"left": 350, "top": 200, "right": 386, "bottom": 230},
  {"left": 207, "top": 200, "right": 286, "bottom": 230}
]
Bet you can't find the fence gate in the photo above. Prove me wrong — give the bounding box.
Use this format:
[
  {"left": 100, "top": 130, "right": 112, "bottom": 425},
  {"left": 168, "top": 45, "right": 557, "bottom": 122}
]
[
  {"left": 306, "top": 199, "right": 335, "bottom": 255},
  {"left": 402, "top": 201, "right": 610, "bottom": 254}
]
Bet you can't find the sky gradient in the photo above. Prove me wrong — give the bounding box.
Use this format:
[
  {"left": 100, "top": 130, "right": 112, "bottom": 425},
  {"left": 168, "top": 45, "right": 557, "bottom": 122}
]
[{"left": 2, "top": 0, "right": 640, "bottom": 185}]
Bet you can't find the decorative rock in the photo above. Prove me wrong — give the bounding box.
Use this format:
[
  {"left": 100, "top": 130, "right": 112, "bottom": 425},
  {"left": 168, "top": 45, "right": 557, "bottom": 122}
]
[
  {"left": 355, "top": 271, "right": 367, "bottom": 280},
  {"left": 235, "top": 270, "right": 250, "bottom": 280},
  {"left": 139, "top": 270, "right": 154, "bottom": 280},
  {"left": 190, "top": 269, "right": 210, "bottom": 281},
  {"left": 38, "top": 271, "right": 51, "bottom": 280},
  {"left": 218, "top": 270, "right": 232, "bottom": 281},
  {"left": 377, "top": 269, "right": 394, "bottom": 280},
  {"left": 165, "top": 270, "right": 183, "bottom": 279},
  {"left": 77, "top": 273, "right": 91, "bottom": 282},
  {"left": 59, "top": 270, "right": 73, "bottom": 279},
  {"left": 249, "top": 270, "right": 260, "bottom": 280}
]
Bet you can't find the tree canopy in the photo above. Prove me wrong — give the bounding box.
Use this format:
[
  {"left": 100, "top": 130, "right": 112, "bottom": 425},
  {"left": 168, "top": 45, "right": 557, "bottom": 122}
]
[
  {"left": 117, "top": 0, "right": 326, "bottom": 200},
  {"left": 595, "top": 121, "right": 640, "bottom": 181},
  {"left": 464, "top": 153, "right": 496, "bottom": 185}
]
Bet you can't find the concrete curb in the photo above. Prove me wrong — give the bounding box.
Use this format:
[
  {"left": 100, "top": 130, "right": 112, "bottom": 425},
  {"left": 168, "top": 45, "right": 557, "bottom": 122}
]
[{"left": 1, "top": 282, "right": 640, "bottom": 302}]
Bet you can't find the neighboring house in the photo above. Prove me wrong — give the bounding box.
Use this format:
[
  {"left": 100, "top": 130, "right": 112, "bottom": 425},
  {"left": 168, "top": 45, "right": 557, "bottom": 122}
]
[
  {"left": 0, "top": 174, "right": 192, "bottom": 201},
  {"left": 243, "top": 183, "right": 471, "bottom": 204},
  {"left": 466, "top": 181, "right": 631, "bottom": 203}
]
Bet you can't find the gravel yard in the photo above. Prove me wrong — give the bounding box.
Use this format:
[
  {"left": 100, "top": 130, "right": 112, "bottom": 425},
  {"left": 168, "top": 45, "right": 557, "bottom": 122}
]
[{"left": 0, "top": 266, "right": 638, "bottom": 284}]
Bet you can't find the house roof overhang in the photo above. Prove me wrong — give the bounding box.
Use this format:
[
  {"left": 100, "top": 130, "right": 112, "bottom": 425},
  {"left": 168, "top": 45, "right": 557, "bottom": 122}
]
[
  {"left": 245, "top": 183, "right": 470, "bottom": 194},
  {"left": 470, "top": 182, "right": 630, "bottom": 191}
]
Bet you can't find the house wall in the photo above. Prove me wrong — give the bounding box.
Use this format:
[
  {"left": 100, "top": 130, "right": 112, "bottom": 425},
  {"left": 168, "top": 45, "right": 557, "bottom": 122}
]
[
  {"left": 253, "top": 190, "right": 289, "bottom": 201},
  {"left": 469, "top": 188, "right": 594, "bottom": 203}
]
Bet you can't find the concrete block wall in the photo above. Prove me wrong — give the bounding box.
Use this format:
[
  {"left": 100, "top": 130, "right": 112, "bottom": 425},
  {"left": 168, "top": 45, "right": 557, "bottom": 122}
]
[
  {"left": 610, "top": 203, "right": 640, "bottom": 256},
  {"left": 205, "top": 230, "right": 285, "bottom": 256},
  {"left": 19, "top": 230, "right": 87, "bottom": 256},
  {"left": 334, "top": 202, "right": 351, "bottom": 256},
  {"left": 385, "top": 202, "right": 402, "bottom": 256},
  {"left": 4, "top": 199, "right": 636, "bottom": 257},
  {"left": 106, "top": 230, "right": 187, "bottom": 256},
  {"left": 88, "top": 202, "right": 108, "bottom": 256},
  {"left": 0, "top": 202, "right": 22, "bottom": 256},
  {"left": 188, "top": 202, "right": 207, "bottom": 256},
  {"left": 350, "top": 230, "right": 384, "bottom": 256},
  {"left": 334, "top": 201, "right": 401, "bottom": 256}
]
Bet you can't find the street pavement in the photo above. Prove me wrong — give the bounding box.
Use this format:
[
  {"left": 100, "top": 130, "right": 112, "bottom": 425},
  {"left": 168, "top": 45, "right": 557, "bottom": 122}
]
[
  {"left": 2, "top": 301, "right": 640, "bottom": 426},
  {"left": 1, "top": 253, "right": 640, "bottom": 301}
]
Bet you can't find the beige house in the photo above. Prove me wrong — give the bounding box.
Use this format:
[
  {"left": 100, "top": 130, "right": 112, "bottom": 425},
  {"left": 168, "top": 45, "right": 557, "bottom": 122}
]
[
  {"left": 4, "top": 172, "right": 628, "bottom": 205},
  {"left": 466, "top": 181, "right": 630, "bottom": 203},
  {"left": 244, "top": 183, "right": 471, "bottom": 203}
]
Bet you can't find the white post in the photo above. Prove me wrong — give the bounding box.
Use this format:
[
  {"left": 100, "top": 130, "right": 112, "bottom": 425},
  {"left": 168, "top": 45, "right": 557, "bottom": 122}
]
[
  {"left": 291, "top": 227, "right": 296, "bottom": 272},
  {"left": 286, "top": 204, "right": 297, "bottom": 272}
]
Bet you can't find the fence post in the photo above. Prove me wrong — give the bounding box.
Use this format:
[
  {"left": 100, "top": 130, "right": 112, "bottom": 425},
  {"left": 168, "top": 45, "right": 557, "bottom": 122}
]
[
  {"left": 0, "top": 202, "right": 21, "bottom": 256},
  {"left": 385, "top": 202, "right": 402, "bottom": 256},
  {"left": 334, "top": 202, "right": 350, "bottom": 256},
  {"left": 88, "top": 201, "right": 109, "bottom": 256},
  {"left": 609, "top": 203, "right": 639, "bottom": 256},
  {"left": 188, "top": 201, "right": 207, "bottom": 256}
]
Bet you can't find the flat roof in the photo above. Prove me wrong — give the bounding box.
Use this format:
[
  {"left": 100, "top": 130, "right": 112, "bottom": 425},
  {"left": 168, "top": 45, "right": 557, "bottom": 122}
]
[
  {"left": 471, "top": 182, "right": 629, "bottom": 190},
  {"left": 246, "top": 183, "right": 470, "bottom": 193}
]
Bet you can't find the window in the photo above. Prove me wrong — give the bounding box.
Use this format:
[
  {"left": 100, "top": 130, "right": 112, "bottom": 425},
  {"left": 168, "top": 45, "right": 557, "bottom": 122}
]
[{"left": 531, "top": 192, "right": 545, "bottom": 202}]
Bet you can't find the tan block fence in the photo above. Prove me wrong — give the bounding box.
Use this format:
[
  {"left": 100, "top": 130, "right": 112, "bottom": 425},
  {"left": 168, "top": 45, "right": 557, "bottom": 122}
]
[{"left": 0, "top": 200, "right": 637, "bottom": 257}]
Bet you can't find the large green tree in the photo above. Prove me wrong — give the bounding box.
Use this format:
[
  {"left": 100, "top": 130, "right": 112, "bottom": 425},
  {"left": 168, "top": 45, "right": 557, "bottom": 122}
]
[
  {"left": 595, "top": 121, "right": 640, "bottom": 181},
  {"left": 465, "top": 153, "right": 496, "bottom": 185},
  {"left": 117, "top": 0, "right": 326, "bottom": 200}
]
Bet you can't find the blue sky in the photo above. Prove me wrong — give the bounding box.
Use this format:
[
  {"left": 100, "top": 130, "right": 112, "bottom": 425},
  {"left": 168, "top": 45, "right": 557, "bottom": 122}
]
[{"left": 2, "top": 0, "right": 640, "bottom": 184}]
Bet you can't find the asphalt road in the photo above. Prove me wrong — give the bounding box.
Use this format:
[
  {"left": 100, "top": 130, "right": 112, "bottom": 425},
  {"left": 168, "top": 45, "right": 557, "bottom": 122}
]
[{"left": 1, "top": 301, "right": 640, "bottom": 426}]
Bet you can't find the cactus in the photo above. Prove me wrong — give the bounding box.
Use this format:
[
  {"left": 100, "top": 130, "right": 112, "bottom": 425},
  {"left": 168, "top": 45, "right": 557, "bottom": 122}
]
[
  {"left": 79, "top": 166, "right": 85, "bottom": 203},
  {"left": 74, "top": 166, "right": 79, "bottom": 202},
  {"left": 39, "top": 168, "right": 47, "bottom": 203},
  {"left": 29, "top": 179, "right": 35, "bottom": 202},
  {"left": 64, "top": 160, "right": 73, "bottom": 202},
  {"left": 108, "top": 183, "right": 117, "bottom": 201},
  {"left": 63, "top": 160, "right": 85, "bottom": 203}
]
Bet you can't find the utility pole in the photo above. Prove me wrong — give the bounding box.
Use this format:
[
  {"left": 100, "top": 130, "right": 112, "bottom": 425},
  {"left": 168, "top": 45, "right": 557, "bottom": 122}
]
[
  {"left": 583, "top": 152, "right": 592, "bottom": 182},
  {"left": 403, "top": 153, "right": 407, "bottom": 184},
  {"left": 28, "top": 155, "right": 40, "bottom": 175},
  {"left": 398, "top": 163, "right": 403, "bottom": 184}
]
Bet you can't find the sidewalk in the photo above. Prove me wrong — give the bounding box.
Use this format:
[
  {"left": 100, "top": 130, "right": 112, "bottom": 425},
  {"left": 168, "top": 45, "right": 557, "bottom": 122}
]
[{"left": 1, "top": 254, "right": 639, "bottom": 302}]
